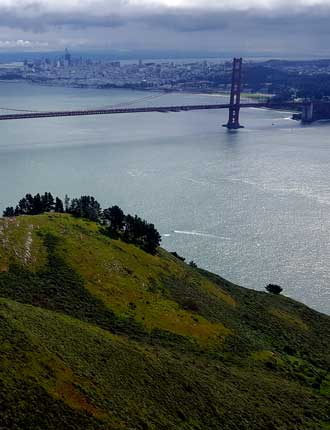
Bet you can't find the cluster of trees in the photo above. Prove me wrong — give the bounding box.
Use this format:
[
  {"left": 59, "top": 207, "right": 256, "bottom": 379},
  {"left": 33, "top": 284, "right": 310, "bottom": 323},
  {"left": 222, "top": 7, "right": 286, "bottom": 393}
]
[
  {"left": 67, "top": 196, "right": 101, "bottom": 222},
  {"left": 3, "top": 193, "right": 161, "bottom": 255},
  {"left": 3, "top": 193, "right": 63, "bottom": 217},
  {"left": 103, "top": 207, "right": 161, "bottom": 254}
]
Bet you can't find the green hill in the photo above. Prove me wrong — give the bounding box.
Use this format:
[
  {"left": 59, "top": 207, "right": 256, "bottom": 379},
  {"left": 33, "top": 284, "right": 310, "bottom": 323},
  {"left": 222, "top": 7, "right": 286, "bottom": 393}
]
[{"left": 0, "top": 213, "right": 329, "bottom": 429}]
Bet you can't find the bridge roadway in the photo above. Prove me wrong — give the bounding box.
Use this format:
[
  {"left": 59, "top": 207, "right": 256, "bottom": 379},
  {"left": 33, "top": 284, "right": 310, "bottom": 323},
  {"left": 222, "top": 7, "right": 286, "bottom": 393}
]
[{"left": 0, "top": 102, "right": 296, "bottom": 121}]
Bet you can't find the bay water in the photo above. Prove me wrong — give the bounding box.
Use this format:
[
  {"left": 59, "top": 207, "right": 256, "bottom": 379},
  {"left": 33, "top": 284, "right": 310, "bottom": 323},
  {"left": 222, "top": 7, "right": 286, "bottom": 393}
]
[{"left": 1, "top": 82, "right": 330, "bottom": 314}]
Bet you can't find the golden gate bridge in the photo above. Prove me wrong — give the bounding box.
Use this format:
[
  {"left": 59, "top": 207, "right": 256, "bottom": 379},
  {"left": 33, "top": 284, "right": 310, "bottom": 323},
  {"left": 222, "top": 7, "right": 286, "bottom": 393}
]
[{"left": 0, "top": 58, "right": 323, "bottom": 127}]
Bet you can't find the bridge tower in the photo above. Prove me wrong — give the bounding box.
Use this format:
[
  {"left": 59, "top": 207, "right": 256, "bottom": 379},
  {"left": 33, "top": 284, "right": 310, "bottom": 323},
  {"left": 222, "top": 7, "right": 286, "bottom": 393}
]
[{"left": 223, "top": 58, "right": 244, "bottom": 130}]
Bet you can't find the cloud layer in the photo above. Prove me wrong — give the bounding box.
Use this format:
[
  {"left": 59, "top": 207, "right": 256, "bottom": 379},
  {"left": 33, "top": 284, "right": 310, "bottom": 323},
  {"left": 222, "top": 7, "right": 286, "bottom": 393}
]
[{"left": 0, "top": 0, "right": 329, "bottom": 55}]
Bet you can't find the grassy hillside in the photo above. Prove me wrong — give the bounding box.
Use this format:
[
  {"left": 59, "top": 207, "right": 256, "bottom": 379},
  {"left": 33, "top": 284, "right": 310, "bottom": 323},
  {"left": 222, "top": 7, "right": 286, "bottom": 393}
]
[{"left": 0, "top": 213, "right": 329, "bottom": 429}]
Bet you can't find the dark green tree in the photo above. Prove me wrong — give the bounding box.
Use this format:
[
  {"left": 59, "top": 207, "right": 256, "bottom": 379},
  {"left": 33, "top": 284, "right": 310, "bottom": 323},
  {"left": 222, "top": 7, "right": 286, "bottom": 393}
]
[
  {"left": 103, "top": 205, "right": 125, "bottom": 237},
  {"left": 32, "top": 193, "right": 43, "bottom": 214},
  {"left": 17, "top": 194, "right": 34, "bottom": 215},
  {"left": 41, "top": 192, "right": 55, "bottom": 212},
  {"left": 123, "top": 214, "right": 143, "bottom": 245},
  {"left": 55, "top": 197, "right": 64, "bottom": 213},
  {"left": 68, "top": 196, "right": 101, "bottom": 222},
  {"left": 142, "top": 222, "right": 161, "bottom": 255},
  {"left": 123, "top": 214, "right": 161, "bottom": 255},
  {"left": 68, "top": 198, "right": 80, "bottom": 217},
  {"left": 64, "top": 195, "right": 70, "bottom": 213},
  {"left": 3, "top": 207, "right": 15, "bottom": 217}
]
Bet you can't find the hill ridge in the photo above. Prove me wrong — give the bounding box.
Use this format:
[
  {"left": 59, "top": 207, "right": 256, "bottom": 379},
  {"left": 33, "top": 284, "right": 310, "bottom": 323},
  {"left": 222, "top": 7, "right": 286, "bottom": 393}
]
[{"left": 0, "top": 213, "right": 329, "bottom": 429}]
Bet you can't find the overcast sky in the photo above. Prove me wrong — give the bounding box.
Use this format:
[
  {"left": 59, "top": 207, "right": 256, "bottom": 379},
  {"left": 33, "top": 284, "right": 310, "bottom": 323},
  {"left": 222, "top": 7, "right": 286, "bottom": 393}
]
[{"left": 0, "top": 0, "right": 329, "bottom": 57}]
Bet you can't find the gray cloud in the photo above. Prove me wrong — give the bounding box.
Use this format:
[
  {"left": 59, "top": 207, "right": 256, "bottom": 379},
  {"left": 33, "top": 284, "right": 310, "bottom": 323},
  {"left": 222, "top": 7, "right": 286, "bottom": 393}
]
[
  {"left": 137, "top": 8, "right": 227, "bottom": 32},
  {"left": 0, "top": 0, "right": 328, "bottom": 55},
  {"left": 0, "top": 5, "right": 125, "bottom": 31}
]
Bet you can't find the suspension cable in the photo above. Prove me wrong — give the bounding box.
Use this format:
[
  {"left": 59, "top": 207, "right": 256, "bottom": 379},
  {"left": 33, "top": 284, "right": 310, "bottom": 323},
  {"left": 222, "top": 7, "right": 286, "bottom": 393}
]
[{"left": 0, "top": 91, "right": 168, "bottom": 114}]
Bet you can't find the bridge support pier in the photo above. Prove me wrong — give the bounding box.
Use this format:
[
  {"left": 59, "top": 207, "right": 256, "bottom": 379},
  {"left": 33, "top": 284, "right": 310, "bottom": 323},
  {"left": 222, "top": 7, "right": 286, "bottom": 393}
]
[
  {"left": 223, "top": 58, "right": 244, "bottom": 130},
  {"left": 301, "top": 101, "right": 314, "bottom": 123}
]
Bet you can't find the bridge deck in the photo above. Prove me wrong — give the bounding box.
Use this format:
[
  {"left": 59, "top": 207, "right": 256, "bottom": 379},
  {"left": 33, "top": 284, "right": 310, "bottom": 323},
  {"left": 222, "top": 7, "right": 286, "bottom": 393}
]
[{"left": 0, "top": 102, "right": 282, "bottom": 121}]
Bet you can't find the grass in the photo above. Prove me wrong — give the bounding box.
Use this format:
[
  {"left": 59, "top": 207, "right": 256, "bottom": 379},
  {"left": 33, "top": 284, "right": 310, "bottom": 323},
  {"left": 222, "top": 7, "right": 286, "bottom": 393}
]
[{"left": 0, "top": 213, "right": 329, "bottom": 429}]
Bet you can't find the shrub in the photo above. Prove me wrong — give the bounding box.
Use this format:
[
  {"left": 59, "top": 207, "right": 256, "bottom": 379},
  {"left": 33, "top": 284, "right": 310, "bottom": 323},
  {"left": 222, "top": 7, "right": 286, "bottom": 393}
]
[
  {"left": 266, "top": 284, "right": 283, "bottom": 295},
  {"left": 182, "top": 299, "right": 200, "bottom": 312},
  {"left": 170, "top": 252, "right": 185, "bottom": 262}
]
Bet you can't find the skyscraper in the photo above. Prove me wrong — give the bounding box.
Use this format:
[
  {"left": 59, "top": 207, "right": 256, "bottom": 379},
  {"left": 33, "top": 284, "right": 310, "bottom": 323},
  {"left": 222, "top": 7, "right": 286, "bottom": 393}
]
[{"left": 64, "top": 48, "right": 71, "bottom": 66}]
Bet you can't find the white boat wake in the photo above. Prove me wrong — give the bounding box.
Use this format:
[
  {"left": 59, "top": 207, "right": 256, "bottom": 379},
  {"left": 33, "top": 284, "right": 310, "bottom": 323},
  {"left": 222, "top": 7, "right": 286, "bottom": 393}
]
[{"left": 173, "top": 230, "right": 231, "bottom": 240}]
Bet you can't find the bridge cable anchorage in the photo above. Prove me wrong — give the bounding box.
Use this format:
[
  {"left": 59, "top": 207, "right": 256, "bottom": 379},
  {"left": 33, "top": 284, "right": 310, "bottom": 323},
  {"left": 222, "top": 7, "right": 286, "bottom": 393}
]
[{"left": 223, "top": 57, "right": 244, "bottom": 130}]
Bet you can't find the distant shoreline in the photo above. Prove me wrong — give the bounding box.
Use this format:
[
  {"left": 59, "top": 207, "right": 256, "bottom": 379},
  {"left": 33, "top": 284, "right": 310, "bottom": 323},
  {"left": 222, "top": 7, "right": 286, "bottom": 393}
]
[{"left": 0, "top": 77, "right": 272, "bottom": 101}]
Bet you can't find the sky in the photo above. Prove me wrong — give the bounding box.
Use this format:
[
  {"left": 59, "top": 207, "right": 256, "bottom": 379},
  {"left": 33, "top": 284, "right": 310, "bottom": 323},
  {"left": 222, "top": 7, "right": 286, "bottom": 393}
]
[{"left": 0, "top": 0, "right": 330, "bottom": 57}]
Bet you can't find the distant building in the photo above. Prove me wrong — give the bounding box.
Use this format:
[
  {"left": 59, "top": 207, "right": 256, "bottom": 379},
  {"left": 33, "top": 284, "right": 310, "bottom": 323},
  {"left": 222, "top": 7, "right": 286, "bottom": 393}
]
[
  {"left": 0, "top": 62, "right": 25, "bottom": 73},
  {"left": 64, "top": 48, "right": 72, "bottom": 67}
]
